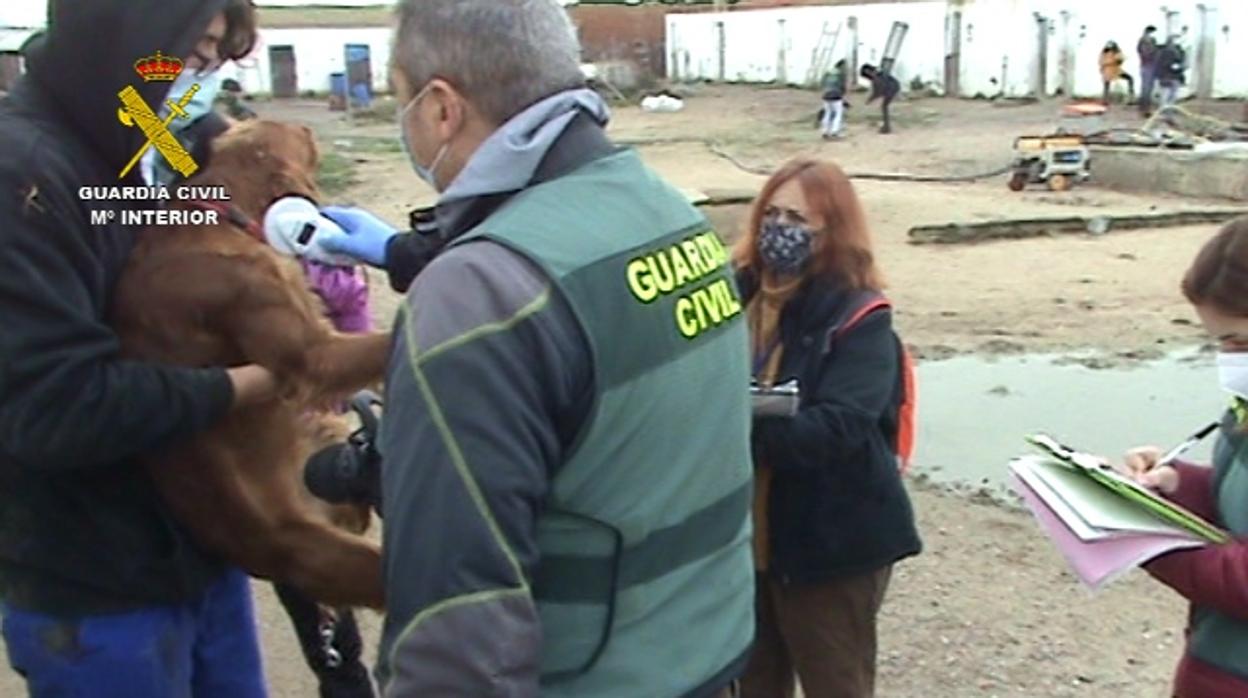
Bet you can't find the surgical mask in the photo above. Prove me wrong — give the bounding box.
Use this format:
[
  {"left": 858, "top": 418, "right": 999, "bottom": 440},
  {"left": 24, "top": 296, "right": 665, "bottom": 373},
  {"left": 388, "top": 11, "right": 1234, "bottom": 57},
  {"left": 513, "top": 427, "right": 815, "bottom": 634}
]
[
  {"left": 758, "top": 218, "right": 814, "bottom": 275},
  {"left": 1217, "top": 352, "right": 1248, "bottom": 400},
  {"left": 398, "top": 84, "right": 451, "bottom": 189},
  {"left": 161, "top": 69, "right": 222, "bottom": 134}
]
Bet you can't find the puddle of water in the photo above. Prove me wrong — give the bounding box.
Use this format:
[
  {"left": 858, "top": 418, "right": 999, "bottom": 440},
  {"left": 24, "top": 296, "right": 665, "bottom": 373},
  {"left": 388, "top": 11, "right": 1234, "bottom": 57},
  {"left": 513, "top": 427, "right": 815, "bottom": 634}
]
[{"left": 914, "top": 349, "right": 1227, "bottom": 494}]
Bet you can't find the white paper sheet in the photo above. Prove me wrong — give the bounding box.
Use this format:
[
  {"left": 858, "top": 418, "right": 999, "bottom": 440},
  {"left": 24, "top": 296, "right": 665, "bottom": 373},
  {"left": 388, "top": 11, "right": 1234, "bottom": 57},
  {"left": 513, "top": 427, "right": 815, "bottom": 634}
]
[{"left": 1012, "top": 456, "right": 1198, "bottom": 538}]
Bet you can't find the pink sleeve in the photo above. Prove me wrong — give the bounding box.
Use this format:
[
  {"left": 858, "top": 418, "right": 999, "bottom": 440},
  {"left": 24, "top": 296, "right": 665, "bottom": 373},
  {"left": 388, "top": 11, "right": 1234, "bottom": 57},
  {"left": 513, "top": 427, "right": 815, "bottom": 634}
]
[
  {"left": 1167, "top": 461, "right": 1220, "bottom": 523},
  {"left": 1146, "top": 540, "right": 1248, "bottom": 623},
  {"left": 302, "top": 261, "right": 373, "bottom": 334}
]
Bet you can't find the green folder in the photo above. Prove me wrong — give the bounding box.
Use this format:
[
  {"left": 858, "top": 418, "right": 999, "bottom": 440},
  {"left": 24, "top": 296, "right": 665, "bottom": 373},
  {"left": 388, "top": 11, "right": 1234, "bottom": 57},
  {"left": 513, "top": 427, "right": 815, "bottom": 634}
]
[{"left": 1025, "top": 434, "right": 1231, "bottom": 544}]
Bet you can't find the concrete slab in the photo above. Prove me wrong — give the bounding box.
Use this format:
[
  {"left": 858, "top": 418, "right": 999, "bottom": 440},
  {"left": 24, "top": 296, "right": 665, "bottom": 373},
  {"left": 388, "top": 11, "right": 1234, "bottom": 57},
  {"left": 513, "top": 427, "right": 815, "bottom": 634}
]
[{"left": 1090, "top": 145, "right": 1248, "bottom": 202}]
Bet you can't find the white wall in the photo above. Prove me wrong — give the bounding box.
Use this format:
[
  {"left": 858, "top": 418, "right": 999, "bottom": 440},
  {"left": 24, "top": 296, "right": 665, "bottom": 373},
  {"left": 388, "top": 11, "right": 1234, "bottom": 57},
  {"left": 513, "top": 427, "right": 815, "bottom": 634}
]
[
  {"left": 219, "top": 27, "right": 393, "bottom": 95},
  {"left": 668, "top": 3, "right": 947, "bottom": 92},
  {"left": 955, "top": 0, "right": 1040, "bottom": 99},
  {"left": 669, "top": 0, "right": 1248, "bottom": 99},
  {"left": 1213, "top": 2, "right": 1248, "bottom": 98},
  {"left": 0, "top": 1, "right": 396, "bottom": 96},
  {"left": 0, "top": 28, "right": 35, "bottom": 52},
  {"left": 0, "top": 0, "right": 45, "bottom": 30},
  {"left": 966, "top": 0, "right": 1248, "bottom": 100}
]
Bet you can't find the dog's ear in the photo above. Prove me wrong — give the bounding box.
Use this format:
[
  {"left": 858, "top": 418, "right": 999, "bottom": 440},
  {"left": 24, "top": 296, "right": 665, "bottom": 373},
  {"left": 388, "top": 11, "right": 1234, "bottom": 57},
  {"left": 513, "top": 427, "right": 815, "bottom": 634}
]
[
  {"left": 205, "top": 125, "right": 263, "bottom": 173},
  {"left": 270, "top": 160, "right": 321, "bottom": 204},
  {"left": 299, "top": 124, "right": 319, "bottom": 170},
  {"left": 273, "top": 124, "right": 322, "bottom": 201}
]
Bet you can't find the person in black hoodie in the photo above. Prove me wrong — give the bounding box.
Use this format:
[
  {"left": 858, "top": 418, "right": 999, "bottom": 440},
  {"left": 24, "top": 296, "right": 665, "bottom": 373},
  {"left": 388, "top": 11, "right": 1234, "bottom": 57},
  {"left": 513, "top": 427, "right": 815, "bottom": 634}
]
[
  {"left": 735, "top": 158, "right": 921, "bottom": 698},
  {"left": 1156, "top": 35, "right": 1188, "bottom": 109},
  {"left": 0, "top": 2, "right": 277, "bottom": 696},
  {"left": 861, "top": 63, "right": 900, "bottom": 135}
]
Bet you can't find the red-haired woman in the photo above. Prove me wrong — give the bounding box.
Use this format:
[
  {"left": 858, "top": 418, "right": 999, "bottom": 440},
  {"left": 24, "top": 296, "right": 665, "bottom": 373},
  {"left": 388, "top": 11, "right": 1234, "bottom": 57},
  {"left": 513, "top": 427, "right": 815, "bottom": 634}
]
[
  {"left": 735, "top": 158, "right": 921, "bottom": 698},
  {"left": 1118, "top": 217, "right": 1248, "bottom": 698}
]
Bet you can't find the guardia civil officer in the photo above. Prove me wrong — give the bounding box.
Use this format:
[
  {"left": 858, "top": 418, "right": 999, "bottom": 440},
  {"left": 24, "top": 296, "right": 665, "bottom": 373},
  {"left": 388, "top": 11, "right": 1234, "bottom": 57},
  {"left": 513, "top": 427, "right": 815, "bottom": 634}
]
[{"left": 311, "top": 1, "right": 755, "bottom": 695}]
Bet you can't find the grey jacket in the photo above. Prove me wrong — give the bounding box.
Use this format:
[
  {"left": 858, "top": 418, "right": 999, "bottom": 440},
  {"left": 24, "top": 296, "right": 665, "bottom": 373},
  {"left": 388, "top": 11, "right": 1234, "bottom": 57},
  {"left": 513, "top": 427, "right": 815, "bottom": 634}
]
[
  {"left": 375, "top": 105, "right": 608, "bottom": 696},
  {"left": 378, "top": 239, "right": 591, "bottom": 696}
]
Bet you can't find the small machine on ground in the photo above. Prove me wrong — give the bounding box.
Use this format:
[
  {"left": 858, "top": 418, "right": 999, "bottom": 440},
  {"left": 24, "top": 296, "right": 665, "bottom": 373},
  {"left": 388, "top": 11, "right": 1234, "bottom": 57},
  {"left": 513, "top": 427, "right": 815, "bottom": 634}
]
[{"left": 1007, "top": 134, "right": 1091, "bottom": 192}]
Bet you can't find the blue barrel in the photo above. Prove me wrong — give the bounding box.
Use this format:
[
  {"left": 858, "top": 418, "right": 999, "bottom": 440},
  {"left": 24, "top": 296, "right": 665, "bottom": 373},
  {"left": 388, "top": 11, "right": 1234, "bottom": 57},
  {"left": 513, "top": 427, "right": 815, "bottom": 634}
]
[{"left": 330, "top": 72, "right": 347, "bottom": 99}]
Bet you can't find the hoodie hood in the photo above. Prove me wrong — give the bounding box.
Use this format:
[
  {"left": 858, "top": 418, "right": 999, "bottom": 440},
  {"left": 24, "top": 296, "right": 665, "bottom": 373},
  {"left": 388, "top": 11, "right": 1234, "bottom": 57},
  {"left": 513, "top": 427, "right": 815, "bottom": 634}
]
[{"left": 23, "top": 0, "right": 229, "bottom": 183}]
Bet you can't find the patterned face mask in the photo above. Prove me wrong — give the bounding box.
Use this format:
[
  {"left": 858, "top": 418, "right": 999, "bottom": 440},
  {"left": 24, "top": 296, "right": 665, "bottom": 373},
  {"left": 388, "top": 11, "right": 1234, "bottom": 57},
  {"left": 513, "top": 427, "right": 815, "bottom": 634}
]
[{"left": 757, "top": 218, "right": 814, "bottom": 275}]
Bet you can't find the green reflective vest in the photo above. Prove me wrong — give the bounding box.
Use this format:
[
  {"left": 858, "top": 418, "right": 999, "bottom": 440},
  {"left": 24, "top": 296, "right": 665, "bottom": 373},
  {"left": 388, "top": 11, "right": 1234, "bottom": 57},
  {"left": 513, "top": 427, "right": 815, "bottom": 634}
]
[
  {"left": 456, "top": 148, "right": 755, "bottom": 697},
  {"left": 1188, "top": 407, "right": 1248, "bottom": 681}
]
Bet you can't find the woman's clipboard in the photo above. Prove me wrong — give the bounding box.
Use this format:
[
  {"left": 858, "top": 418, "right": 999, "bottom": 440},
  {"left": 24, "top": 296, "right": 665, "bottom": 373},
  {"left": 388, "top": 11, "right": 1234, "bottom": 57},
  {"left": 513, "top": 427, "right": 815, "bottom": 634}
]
[{"left": 1025, "top": 434, "right": 1230, "bottom": 544}]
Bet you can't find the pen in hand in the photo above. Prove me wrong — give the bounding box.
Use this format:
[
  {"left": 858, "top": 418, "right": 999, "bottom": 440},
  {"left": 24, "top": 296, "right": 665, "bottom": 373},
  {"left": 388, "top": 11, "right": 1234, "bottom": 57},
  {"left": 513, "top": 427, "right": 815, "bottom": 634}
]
[{"left": 1157, "top": 421, "right": 1221, "bottom": 468}]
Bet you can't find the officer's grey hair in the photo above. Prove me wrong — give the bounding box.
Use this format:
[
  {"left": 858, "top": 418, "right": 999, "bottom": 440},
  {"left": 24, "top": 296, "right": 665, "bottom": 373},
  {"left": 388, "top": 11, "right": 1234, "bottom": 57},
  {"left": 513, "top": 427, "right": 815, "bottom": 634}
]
[{"left": 393, "top": 0, "right": 585, "bottom": 125}]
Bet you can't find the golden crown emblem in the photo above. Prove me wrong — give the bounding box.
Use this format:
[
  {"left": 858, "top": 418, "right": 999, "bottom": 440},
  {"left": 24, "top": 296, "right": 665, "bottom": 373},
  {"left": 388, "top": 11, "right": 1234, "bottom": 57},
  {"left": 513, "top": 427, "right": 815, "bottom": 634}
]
[{"left": 133, "top": 51, "right": 184, "bottom": 82}]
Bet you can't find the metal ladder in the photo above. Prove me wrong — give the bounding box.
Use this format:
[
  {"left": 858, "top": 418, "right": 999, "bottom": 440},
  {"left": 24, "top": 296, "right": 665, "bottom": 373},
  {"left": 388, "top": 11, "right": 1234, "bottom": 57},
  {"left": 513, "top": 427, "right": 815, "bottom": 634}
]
[
  {"left": 880, "top": 21, "right": 910, "bottom": 76},
  {"left": 807, "top": 20, "right": 844, "bottom": 87}
]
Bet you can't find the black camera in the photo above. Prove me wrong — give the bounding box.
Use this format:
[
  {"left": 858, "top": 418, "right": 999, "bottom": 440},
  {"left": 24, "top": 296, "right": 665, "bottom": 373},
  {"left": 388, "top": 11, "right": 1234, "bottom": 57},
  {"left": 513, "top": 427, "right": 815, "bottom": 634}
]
[{"left": 304, "top": 391, "right": 384, "bottom": 515}]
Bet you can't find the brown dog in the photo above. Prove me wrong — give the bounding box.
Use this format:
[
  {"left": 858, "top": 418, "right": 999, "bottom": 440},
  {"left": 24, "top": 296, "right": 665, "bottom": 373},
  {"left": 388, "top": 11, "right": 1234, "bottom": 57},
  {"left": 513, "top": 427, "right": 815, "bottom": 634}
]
[{"left": 109, "top": 120, "right": 387, "bottom": 609}]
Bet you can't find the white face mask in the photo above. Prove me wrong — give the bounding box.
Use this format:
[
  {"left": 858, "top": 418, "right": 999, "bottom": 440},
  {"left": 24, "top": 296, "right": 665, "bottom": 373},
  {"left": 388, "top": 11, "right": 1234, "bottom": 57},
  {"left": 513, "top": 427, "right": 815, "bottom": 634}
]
[
  {"left": 397, "top": 83, "right": 451, "bottom": 190},
  {"left": 1217, "top": 352, "right": 1248, "bottom": 400},
  {"left": 160, "top": 69, "right": 222, "bottom": 132}
]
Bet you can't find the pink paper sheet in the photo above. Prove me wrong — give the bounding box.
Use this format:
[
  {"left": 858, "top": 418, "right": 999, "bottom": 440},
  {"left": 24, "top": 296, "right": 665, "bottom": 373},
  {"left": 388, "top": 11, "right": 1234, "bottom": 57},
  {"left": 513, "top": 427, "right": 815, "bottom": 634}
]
[{"left": 1009, "top": 473, "right": 1207, "bottom": 590}]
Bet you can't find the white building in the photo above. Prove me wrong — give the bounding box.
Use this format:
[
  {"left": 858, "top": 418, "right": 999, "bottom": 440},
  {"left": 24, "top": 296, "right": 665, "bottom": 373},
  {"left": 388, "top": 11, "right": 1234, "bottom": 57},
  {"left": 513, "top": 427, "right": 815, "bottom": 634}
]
[
  {"left": 0, "top": 0, "right": 42, "bottom": 90},
  {"left": 669, "top": 0, "right": 1248, "bottom": 100},
  {"left": 219, "top": 16, "right": 396, "bottom": 98},
  {"left": 0, "top": 0, "right": 399, "bottom": 97}
]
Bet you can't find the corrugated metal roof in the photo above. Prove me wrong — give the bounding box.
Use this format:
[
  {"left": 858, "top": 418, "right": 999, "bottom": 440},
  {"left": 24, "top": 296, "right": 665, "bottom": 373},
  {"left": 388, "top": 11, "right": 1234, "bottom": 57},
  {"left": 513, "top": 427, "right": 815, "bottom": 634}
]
[{"left": 258, "top": 6, "right": 393, "bottom": 28}]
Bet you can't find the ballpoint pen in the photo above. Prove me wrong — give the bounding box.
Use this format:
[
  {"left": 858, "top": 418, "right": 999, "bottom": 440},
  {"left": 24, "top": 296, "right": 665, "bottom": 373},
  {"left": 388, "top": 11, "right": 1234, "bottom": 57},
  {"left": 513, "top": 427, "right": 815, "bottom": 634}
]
[{"left": 1157, "top": 421, "right": 1221, "bottom": 467}]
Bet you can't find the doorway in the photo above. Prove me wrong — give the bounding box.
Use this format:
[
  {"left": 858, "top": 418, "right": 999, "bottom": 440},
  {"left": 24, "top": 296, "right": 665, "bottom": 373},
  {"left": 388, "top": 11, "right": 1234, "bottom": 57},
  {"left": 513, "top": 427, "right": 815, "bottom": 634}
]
[
  {"left": 1034, "top": 13, "right": 1048, "bottom": 97},
  {"left": 345, "top": 44, "right": 373, "bottom": 107},
  {"left": 269, "top": 45, "right": 297, "bottom": 98},
  {"left": 715, "top": 21, "right": 726, "bottom": 81},
  {"left": 1194, "top": 4, "right": 1217, "bottom": 99},
  {"left": 945, "top": 11, "right": 962, "bottom": 97}
]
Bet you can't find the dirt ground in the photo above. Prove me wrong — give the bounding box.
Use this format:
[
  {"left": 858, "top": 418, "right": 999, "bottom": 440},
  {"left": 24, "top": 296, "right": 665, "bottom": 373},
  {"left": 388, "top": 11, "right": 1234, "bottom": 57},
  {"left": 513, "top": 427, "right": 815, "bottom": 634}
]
[
  {"left": 5, "top": 85, "right": 1243, "bottom": 696},
  {"left": 297, "top": 85, "right": 1246, "bottom": 363}
]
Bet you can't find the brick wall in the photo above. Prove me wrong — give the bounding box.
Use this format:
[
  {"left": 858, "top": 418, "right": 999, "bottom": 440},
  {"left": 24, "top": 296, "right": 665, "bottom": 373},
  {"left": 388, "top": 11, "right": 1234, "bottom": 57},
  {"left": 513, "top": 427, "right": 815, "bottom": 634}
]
[{"left": 569, "top": 5, "right": 673, "bottom": 79}]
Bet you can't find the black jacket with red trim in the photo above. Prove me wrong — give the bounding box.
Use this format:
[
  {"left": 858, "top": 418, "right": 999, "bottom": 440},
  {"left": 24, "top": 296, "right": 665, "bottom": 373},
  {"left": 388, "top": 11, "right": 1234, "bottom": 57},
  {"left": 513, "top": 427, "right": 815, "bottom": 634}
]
[{"left": 739, "top": 269, "right": 922, "bottom": 585}]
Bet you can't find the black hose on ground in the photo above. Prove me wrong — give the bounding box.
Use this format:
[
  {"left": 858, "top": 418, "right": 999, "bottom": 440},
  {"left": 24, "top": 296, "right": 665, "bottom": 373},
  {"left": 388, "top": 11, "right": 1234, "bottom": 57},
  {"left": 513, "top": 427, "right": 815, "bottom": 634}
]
[{"left": 701, "top": 140, "right": 1014, "bottom": 182}]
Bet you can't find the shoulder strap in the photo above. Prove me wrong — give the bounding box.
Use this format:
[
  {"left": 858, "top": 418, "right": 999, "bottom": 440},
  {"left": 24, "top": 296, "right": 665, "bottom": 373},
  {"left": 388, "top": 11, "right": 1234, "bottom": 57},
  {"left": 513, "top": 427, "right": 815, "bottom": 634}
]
[
  {"left": 823, "top": 295, "right": 892, "bottom": 354},
  {"left": 837, "top": 298, "right": 892, "bottom": 336},
  {"left": 822, "top": 294, "right": 915, "bottom": 471}
]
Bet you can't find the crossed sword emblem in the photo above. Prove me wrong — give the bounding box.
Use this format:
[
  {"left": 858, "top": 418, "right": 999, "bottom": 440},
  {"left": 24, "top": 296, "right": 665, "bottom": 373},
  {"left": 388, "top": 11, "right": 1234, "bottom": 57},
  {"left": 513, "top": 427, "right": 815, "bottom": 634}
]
[{"left": 116, "top": 83, "right": 202, "bottom": 180}]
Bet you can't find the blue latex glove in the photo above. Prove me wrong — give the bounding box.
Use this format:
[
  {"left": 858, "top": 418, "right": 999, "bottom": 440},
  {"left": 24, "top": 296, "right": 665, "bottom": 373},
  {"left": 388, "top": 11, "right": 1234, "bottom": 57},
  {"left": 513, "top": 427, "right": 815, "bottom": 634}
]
[{"left": 318, "top": 206, "right": 400, "bottom": 268}]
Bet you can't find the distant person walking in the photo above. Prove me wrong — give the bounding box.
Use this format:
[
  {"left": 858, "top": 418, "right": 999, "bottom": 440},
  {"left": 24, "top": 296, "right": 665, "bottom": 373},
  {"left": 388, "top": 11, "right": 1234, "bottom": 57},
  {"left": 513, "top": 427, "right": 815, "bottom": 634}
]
[
  {"left": 1099, "top": 41, "right": 1134, "bottom": 105},
  {"left": 819, "top": 60, "right": 848, "bottom": 140},
  {"left": 1137, "top": 25, "right": 1160, "bottom": 115},
  {"left": 1156, "top": 35, "right": 1187, "bottom": 109},
  {"left": 860, "top": 64, "right": 900, "bottom": 135}
]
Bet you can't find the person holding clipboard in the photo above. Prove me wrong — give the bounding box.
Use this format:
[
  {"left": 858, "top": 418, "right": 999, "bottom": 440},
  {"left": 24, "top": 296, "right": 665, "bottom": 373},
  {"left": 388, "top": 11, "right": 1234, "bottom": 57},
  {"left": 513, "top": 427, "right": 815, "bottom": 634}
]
[
  {"left": 734, "top": 158, "right": 921, "bottom": 698},
  {"left": 1116, "top": 218, "right": 1248, "bottom": 698}
]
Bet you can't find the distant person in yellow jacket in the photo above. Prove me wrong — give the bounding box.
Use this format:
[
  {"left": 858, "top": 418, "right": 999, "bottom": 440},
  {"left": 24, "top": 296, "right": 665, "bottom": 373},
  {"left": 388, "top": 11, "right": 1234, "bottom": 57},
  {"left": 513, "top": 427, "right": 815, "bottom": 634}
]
[{"left": 1100, "top": 41, "right": 1135, "bottom": 105}]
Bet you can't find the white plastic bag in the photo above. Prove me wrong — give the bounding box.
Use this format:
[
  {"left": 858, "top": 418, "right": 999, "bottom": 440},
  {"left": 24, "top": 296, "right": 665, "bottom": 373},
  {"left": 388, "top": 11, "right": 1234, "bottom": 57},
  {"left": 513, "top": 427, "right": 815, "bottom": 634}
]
[{"left": 641, "top": 95, "right": 684, "bottom": 113}]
